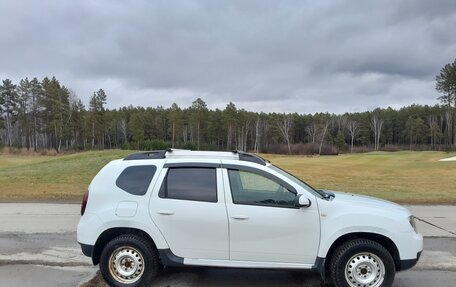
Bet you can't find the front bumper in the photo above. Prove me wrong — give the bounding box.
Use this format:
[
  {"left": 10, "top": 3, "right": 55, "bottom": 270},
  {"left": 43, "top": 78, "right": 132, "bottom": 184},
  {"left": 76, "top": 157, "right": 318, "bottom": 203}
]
[{"left": 399, "top": 251, "right": 422, "bottom": 271}]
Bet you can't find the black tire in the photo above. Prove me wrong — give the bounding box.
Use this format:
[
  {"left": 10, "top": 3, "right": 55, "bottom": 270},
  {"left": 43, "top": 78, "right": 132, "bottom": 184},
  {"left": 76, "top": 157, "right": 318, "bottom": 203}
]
[
  {"left": 329, "top": 239, "right": 395, "bottom": 287},
  {"left": 99, "top": 234, "right": 160, "bottom": 287}
]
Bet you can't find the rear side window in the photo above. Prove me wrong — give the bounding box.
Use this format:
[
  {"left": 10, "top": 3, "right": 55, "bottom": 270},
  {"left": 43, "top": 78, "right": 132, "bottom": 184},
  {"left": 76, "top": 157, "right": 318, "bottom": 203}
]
[
  {"left": 159, "top": 167, "right": 217, "bottom": 202},
  {"left": 116, "top": 165, "right": 157, "bottom": 195}
]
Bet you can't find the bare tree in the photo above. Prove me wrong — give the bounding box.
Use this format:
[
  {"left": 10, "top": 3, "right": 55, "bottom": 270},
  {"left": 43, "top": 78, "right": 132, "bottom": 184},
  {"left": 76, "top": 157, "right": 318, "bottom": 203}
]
[
  {"left": 370, "top": 115, "right": 384, "bottom": 151},
  {"left": 237, "top": 117, "right": 251, "bottom": 151},
  {"left": 318, "top": 120, "right": 331, "bottom": 155},
  {"left": 445, "top": 110, "right": 452, "bottom": 146},
  {"left": 119, "top": 118, "right": 127, "bottom": 145},
  {"left": 305, "top": 123, "right": 318, "bottom": 153},
  {"left": 347, "top": 120, "right": 360, "bottom": 152},
  {"left": 428, "top": 115, "right": 438, "bottom": 149},
  {"left": 334, "top": 115, "right": 348, "bottom": 133},
  {"left": 254, "top": 116, "right": 261, "bottom": 153},
  {"left": 182, "top": 125, "right": 188, "bottom": 143},
  {"left": 276, "top": 113, "right": 293, "bottom": 154}
]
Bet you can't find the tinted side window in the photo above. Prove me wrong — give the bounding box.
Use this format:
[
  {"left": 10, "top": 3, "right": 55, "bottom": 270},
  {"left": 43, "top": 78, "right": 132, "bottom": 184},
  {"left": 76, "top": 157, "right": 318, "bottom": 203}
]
[
  {"left": 159, "top": 168, "right": 217, "bottom": 202},
  {"left": 228, "top": 169, "right": 296, "bottom": 207},
  {"left": 116, "top": 165, "right": 157, "bottom": 195}
]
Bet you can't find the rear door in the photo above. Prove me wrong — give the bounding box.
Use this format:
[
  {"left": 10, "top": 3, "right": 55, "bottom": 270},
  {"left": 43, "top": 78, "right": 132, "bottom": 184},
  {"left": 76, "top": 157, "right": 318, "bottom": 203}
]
[{"left": 149, "top": 162, "right": 229, "bottom": 260}]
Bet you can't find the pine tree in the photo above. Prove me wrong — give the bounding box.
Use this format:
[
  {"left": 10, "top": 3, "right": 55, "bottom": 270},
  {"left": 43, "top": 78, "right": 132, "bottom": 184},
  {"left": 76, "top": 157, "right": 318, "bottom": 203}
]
[
  {"left": 129, "top": 113, "right": 145, "bottom": 149},
  {"left": 41, "top": 77, "right": 71, "bottom": 151},
  {"left": 436, "top": 59, "right": 456, "bottom": 146},
  {"left": 30, "top": 78, "right": 43, "bottom": 151},
  {"left": 223, "top": 102, "right": 237, "bottom": 150},
  {"left": 89, "top": 89, "right": 107, "bottom": 148},
  {"left": 18, "top": 78, "right": 32, "bottom": 149},
  {"left": 168, "top": 103, "right": 181, "bottom": 148},
  {"left": 0, "top": 79, "right": 19, "bottom": 146},
  {"left": 190, "top": 98, "right": 208, "bottom": 150}
]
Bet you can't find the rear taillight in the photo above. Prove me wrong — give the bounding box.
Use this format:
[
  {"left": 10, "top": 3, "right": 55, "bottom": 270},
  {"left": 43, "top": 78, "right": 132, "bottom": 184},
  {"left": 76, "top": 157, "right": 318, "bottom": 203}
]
[{"left": 81, "top": 190, "right": 89, "bottom": 216}]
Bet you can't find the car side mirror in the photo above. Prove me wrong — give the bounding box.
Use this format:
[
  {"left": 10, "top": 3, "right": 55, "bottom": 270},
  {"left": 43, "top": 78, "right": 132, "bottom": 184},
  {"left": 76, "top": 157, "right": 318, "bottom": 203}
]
[{"left": 296, "top": 194, "right": 311, "bottom": 208}]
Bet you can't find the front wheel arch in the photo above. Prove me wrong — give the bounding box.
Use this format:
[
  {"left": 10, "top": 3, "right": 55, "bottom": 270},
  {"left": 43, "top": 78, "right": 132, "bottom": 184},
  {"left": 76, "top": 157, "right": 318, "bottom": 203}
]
[{"left": 324, "top": 232, "right": 401, "bottom": 275}]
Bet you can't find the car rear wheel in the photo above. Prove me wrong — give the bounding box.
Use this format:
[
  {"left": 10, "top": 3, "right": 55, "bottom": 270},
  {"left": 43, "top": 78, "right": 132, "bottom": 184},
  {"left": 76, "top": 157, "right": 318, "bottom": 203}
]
[
  {"left": 330, "top": 239, "right": 395, "bottom": 287},
  {"left": 100, "top": 234, "right": 160, "bottom": 287}
]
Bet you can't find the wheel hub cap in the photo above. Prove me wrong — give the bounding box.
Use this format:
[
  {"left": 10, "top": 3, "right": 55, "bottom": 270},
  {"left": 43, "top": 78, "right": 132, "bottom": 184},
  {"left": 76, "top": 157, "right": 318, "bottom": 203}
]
[
  {"left": 345, "top": 253, "right": 385, "bottom": 287},
  {"left": 109, "top": 246, "right": 145, "bottom": 284}
]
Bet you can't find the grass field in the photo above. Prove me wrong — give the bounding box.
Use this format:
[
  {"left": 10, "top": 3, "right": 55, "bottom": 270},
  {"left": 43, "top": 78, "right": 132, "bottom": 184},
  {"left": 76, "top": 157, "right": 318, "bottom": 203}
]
[
  {"left": 0, "top": 150, "right": 455, "bottom": 204},
  {"left": 266, "top": 152, "right": 456, "bottom": 204},
  {"left": 0, "top": 150, "right": 131, "bottom": 202}
]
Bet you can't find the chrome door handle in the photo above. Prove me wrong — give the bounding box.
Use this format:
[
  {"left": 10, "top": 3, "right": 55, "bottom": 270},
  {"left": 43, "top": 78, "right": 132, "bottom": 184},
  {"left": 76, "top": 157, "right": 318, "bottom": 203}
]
[{"left": 231, "top": 215, "right": 249, "bottom": 220}]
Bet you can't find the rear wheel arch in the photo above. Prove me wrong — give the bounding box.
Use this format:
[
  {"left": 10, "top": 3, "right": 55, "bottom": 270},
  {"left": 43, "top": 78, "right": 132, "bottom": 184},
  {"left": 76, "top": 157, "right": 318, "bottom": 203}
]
[
  {"left": 324, "top": 232, "right": 401, "bottom": 274},
  {"left": 92, "top": 227, "right": 157, "bottom": 265}
]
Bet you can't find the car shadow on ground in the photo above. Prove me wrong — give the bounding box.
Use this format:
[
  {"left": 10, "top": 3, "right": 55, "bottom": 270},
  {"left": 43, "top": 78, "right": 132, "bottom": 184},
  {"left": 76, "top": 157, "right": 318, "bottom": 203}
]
[{"left": 81, "top": 267, "right": 324, "bottom": 287}]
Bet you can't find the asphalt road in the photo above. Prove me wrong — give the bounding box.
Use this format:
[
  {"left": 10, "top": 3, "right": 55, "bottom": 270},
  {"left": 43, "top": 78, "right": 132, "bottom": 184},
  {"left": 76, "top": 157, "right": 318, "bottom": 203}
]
[{"left": 0, "top": 203, "right": 455, "bottom": 287}]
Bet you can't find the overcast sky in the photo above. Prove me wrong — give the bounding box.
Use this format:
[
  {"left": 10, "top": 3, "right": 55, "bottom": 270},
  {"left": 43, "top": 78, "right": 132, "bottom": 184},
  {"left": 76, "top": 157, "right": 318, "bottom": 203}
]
[{"left": 1, "top": 0, "right": 455, "bottom": 114}]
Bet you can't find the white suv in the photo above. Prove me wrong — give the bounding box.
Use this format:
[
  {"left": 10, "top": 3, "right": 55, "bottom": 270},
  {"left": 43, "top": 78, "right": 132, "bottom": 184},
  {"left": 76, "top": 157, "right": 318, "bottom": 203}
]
[{"left": 77, "top": 150, "right": 422, "bottom": 287}]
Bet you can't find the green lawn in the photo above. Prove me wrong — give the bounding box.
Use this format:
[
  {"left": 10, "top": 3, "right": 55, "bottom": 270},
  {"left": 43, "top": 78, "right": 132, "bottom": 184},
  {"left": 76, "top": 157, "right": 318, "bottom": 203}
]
[
  {"left": 0, "top": 150, "right": 131, "bottom": 202},
  {"left": 0, "top": 150, "right": 455, "bottom": 204}
]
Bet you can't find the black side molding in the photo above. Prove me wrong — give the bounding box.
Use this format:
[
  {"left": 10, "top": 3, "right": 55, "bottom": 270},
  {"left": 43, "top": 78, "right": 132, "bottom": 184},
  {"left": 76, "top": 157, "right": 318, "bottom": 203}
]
[{"left": 158, "top": 249, "right": 185, "bottom": 267}]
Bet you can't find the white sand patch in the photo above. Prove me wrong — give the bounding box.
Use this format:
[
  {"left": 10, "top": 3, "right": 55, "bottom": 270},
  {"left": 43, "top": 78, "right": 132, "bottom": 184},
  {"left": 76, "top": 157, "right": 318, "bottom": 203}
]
[{"left": 439, "top": 156, "right": 456, "bottom": 162}]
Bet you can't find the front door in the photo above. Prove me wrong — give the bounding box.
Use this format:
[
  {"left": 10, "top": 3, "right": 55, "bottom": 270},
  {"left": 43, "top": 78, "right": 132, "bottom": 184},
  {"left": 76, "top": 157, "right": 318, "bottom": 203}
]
[{"left": 223, "top": 166, "right": 320, "bottom": 264}]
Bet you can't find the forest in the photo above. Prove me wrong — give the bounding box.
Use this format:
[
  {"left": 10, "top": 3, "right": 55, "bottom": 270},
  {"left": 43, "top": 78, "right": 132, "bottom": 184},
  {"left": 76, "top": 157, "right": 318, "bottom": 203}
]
[{"left": 1, "top": 59, "right": 455, "bottom": 155}]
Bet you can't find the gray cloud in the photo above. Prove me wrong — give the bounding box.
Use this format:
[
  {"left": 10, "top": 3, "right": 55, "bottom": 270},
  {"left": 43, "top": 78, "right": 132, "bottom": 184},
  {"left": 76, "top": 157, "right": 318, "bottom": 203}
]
[{"left": 1, "top": 0, "right": 455, "bottom": 114}]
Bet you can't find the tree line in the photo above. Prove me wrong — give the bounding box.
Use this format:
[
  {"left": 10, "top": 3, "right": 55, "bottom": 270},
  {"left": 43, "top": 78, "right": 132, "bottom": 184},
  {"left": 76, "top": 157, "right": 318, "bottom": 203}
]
[{"left": 1, "top": 59, "right": 455, "bottom": 154}]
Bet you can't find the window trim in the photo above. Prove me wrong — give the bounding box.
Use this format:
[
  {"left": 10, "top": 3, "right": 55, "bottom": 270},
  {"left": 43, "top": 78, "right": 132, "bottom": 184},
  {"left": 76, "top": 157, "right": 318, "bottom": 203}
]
[{"left": 158, "top": 166, "right": 218, "bottom": 203}]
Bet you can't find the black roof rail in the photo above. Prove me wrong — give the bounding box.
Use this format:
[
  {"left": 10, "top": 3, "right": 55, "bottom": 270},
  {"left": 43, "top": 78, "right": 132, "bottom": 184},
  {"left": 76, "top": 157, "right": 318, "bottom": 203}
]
[
  {"left": 232, "top": 150, "right": 267, "bottom": 166},
  {"left": 124, "top": 149, "right": 170, "bottom": 160}
]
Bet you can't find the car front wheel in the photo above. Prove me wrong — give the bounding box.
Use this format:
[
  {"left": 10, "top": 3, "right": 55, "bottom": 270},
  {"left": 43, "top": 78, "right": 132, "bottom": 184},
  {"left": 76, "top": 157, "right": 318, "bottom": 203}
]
[
  {"left": 329, "top": 239, "right": 395, "bottom": 287},
  {"left": 99, "top": 234, "right": 160, "bottom": 287}
]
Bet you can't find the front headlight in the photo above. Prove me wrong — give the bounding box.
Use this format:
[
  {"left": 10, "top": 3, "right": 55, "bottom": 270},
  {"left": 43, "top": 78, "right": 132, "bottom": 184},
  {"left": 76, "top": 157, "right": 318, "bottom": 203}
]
[{"left": 409, "top": 215, "right": 418, "bottom": 233}]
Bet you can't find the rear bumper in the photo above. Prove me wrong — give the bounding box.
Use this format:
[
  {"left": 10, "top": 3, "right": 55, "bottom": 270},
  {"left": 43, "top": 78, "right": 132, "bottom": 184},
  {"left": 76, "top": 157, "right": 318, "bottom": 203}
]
[
  {"left": 79, "top": 243, "right": 94, "bottom": 258},
  {"left": 399, "top": 251, "right": 422, "bottom": 271}
]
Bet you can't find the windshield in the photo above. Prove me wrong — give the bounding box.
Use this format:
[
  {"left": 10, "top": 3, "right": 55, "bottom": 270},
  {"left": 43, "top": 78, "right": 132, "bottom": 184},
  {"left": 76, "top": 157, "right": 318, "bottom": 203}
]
[{"left": 269, "top": 165, "right": 326, "bottom": 198}]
